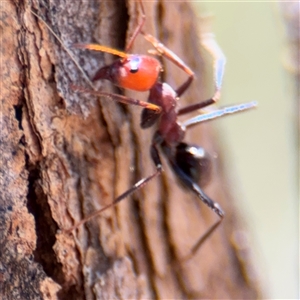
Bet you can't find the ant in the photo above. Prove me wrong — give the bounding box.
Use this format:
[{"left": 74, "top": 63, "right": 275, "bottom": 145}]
[{"left": 32, "top": 0, "right": 256, "bottom": 259}]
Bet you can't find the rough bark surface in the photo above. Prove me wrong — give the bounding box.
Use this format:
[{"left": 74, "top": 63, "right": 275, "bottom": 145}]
[{"left": 1, "top": 0, "right": 261, "bottom": 299}]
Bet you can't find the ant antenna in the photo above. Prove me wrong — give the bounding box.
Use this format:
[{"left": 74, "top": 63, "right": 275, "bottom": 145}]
[{"left": 73, "top": 44, "right": 128, "bottom": 58}]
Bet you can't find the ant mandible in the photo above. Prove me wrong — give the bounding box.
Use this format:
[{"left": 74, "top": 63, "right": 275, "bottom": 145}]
[{"left": 66, "top": 0, "right": 256, "bottom": 258}]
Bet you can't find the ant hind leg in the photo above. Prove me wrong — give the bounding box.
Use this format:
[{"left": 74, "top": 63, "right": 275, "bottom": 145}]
[
  {"left": 168, "top": 158, "right": 224, "bottom": 261},
  {"left": 64, "top": 142, "right": 163, "bottom": 233}
]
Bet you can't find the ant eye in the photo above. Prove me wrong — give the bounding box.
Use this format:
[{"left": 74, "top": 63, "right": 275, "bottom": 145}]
[{"left": 129, "top": 56, "right": 141, "bottom": 73}]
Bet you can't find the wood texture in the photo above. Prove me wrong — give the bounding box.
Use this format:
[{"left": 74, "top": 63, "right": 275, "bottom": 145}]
[{"left": 0, "top": 0, "right": 261, "bottom": 299}]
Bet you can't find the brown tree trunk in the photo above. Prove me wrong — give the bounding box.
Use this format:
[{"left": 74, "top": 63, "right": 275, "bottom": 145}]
[{"left": 1, "top": 0, "right": 261, "bottom": 299}]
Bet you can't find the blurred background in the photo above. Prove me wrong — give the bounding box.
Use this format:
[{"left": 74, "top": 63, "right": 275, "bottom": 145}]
[{"left": 192, "top": 1, "right": 298, "bottom": 299}]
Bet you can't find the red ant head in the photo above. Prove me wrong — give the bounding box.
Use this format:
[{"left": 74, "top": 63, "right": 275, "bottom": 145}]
[{"left": 93, "top": 55, "right": 162, "bottom": 92}]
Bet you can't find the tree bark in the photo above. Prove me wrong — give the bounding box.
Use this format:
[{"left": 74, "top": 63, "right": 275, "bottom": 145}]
[{"left": 0, "top": 0, "right": 261, "bottom": 299}]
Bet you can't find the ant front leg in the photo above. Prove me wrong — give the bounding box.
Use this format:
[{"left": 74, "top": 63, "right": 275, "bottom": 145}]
[
  {"left": 142, "top": 34, "right": 195, "bottom": 97},
  {"left": 65, "top": 140, "right": 163, "bottom": 233}
]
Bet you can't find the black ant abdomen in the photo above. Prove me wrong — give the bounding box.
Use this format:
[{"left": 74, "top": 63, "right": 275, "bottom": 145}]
[{"left": 174, "top": 143, "right": 212, "bottom": 188}]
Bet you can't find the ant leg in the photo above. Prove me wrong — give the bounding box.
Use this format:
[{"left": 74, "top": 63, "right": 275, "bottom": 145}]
[
  {"left": 183, "top": 219, "right": 223, "bottom": 261},
  {"left": 201, "top": 33, "right": 226, "bottom": 95},
  {"left": 170, "top": 160, "right": 224, "bottom": 218},
  {"left": 64, "top": 142, "right": 163, "bottom": 233},
  {"left": 142, "top": 34, "right": 195, "bottom": 97},
  {"left": 178, "top": 98, "right": 216, "bottom": 116},
  {"left": 125, "top": 0, "right": 146, "bottom": 52},
  {"left": 71, "top": 85, "right": 162, "bottom": 114},
  {"left": 182, "top": 101, "right": 257, "bottom": 129},
  {"left": 177, "top": 33, "right": 227, "bottom": 116},
  {"left": 169, "top": 159, "right": 224, "bottom": 260}
]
